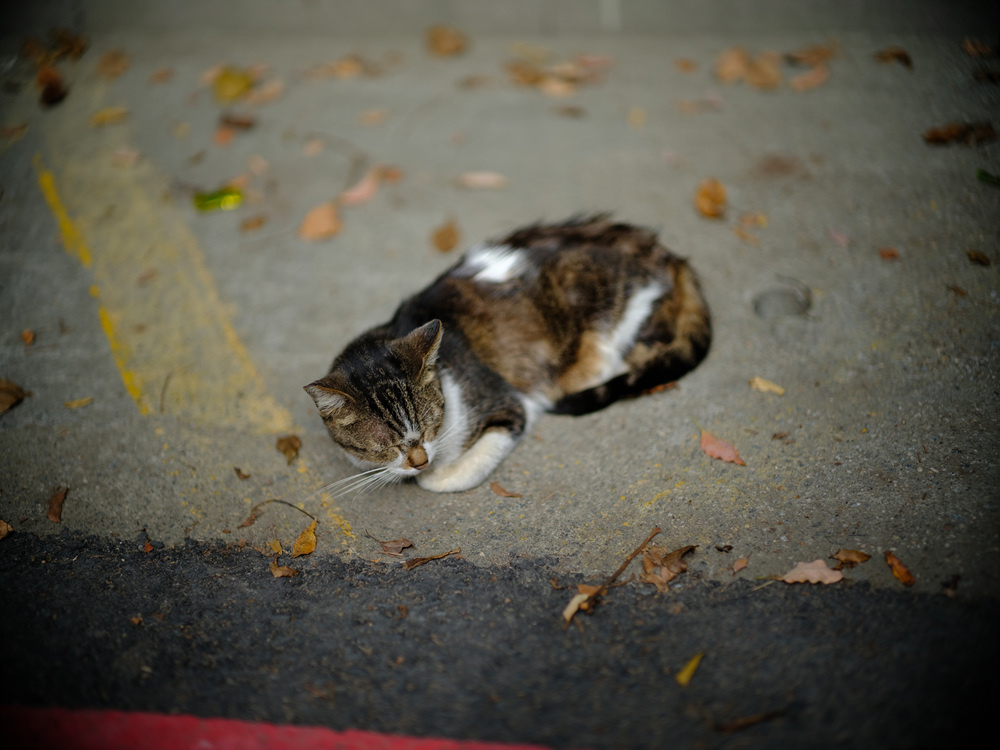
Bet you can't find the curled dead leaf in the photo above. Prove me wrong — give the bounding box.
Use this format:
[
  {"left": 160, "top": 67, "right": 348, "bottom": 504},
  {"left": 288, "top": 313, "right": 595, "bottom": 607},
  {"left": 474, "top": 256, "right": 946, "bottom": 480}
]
[
  {"left": 732, "top": 556, "right": 749, "bottom": 575},
  {"left": 749, "top": 376, "right": 785, "bottom": 395},
  {"left": 0, "top": 379, "right": 28, "bottom": 415},
  {"left": 781, "top": 559, "right": 843, "bottom": 584},
  {"left": 298, "top": 202, "right": 342, "bottom": 241},
  {"left": 47, "top": 487, "right": 68, "bottom": 523},
  {"left": 270, "top": 559, "right": 300, "bottom": 578},
  {"left": 640, "top": 544, "right": 697, "bottom": 592},
  {"left": 276, "top": 434, "right": 302, "bottom": 464},
  {"left": 402, "top": 548, "right": 461, "bottom": 570},
  {"left": 292, "top": 519, "right": 317, "bottom": 558},
  {"left": 885, "top": 550, "right": 915, "bottom": 586},
  {"left": 716, "top": 46, "right": 750, "bottom": 83},
  {"left": 489, "top": 481, "right": 522, "bottom": 498},
  {"left": 874, "top": 46, "right": 913, "bottom": 69},
  {"left": 0, "top": 520, "right": 12, "bottom": 541},
  {"left": 831, "top": 549, "right": 871, "bottom": 570},
  {"left": 694, "top": 178, "right": 727, "bottom": 218},
  {"left": 878, "top": 247, "right": 900, "bottom": 261},
  {"left": 700, "top": 429, "right": 745, "bottom": 466}
]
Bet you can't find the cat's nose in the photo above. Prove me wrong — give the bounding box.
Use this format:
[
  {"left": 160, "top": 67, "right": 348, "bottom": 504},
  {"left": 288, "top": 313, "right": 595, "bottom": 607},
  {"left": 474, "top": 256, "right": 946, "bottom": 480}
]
[{"left": 407, "top": 445, "right": 428, "bottom": 470}]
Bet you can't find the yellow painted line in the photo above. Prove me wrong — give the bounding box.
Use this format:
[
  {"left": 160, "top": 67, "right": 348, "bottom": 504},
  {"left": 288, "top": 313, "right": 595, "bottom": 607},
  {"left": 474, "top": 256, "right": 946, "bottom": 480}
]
[{"left": 34, "top": 152, "right": 294, "bottom": 433}]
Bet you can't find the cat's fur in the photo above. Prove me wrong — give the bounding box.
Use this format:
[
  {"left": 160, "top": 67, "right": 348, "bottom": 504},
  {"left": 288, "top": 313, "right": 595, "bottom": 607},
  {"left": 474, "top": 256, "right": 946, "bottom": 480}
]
[{"left": 305, "top": 215, "right": 711, "bottom": 493}]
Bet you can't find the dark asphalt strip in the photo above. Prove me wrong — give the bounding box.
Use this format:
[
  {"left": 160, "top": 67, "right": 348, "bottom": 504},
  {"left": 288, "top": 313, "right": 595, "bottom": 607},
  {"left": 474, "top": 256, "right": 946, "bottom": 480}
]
[{"left": 1, "top": 531, "right": 995, "bottom": 749}]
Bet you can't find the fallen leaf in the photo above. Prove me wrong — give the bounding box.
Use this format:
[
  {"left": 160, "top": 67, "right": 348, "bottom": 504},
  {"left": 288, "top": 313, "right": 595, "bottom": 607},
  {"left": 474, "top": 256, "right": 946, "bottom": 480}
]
[
  {"left": 732, "top": 225, "right": 760, "bottom": 246},
  {"left": 490, "top": 481, "right": 522, "bottom": 498},
  {"left": 771, "top": 431, "right": 790, "bottom": 441},
  {"left": 143, "top": 540, "right": 154, "bottom": 553},
  {"left": 2, "top": 123, "right": 28, "bottom": 141},
  {"left": 357, "top": 108, "right": 388, "bottom": 126},
  {"left": 831, "top": 548, "right": 871, "bottom": 570},
  {"left": 270, "top": 559, "right": 300, "bottom": 578},
  {"left": 130, "top": 615, "right": 143, "bottom": 626},
  {"left": 50, "top": 29, "right": 88, "bottom": 60},
  {"left": 694, "top": 178, "right": 727, "bottom": 218},
  {"left": 276, "top": 434, "right": 302, "bottom": 464},
  {"left": 340, "top": 167, "right": 383, "bottom": 207},
  {"left": 732, "top": 556, "right": 749, "bottom": 575},
  {"left": 220, "top": 112, "right": 257, "bottom": 130},
  {"left": 64, "top": 397, "right": 93, "bottom": 409},
  {"left": 967, "top": 250, "right": 991, "bottom": 266},
  {"left": 149, "top": 68, "right": 174, "bottom": 83},
  {"left": 963, "top": 38, "right": 995, "bottom": 58},
  {"left": 213, "top": 67, "right": 255, "bottom": 102},
  {"left": 90, "top": 106, "right": 129, "bottom": 127},
  {"left": 749, "top": 376, "right": 785, "bottom": 395},
  {"left": 675, "top": 652, "right": 704, "bottom": 687},
  {"left": 780, "top": 559, "right": 843, "bottom": 584},
  {"left": 539, "top": 76, "right": 576, "bottom": 98},
  {"left": 640, "top": 544, "right": 697, "bottom": 592},
  {"left": 21, "top": 329, "right": 35, "bottom": 346},
  {"left": 947, "top": 284, "right": 967, "bottom": 297},
  {"left": 786, "top": 43, "right": 838, "bottom": 68},
  {"left": 36, "top": 64, "right": 68, "bottom": 106},
  {"left": 47, "top": 487, "right": 68, "bottom": 523},
  {"left": 382, "top": 538, "right": 414, "bottom": 556},
  {"left": 878, "top": 247, "right": 900, "bottom": 261},
  {"left": 402, "top": 548, "right": 461, "bottom": 570},
  {"left": 923, "top": 121, "right": 997, "bottom": 146},
  {"left": 716, "top": 46, "right": 750, "bottom": 83},
  {"left": 0, "top": 379, "right": 28, "bottom": 415},
  {"left": 700, "top": 429, "right": 745, "bottom": 466},
  {"left": 745, "top": 52, "right": 783, "bottom": 90},
  {"left": 292, "top": 519, "right": 317, "bottom": 558},
  {"left": 431, "top": 219, "right": 460, "bottom": 252},
  {"left": 240, "top": 214, "right": 266, "bottom": 233},
  {"left": 0, "top": 520, "right": 12, "bottom": 540},
  {"left": 213, "top": 125, "right": 237, "bottom": 146},
  {"left": 885, "top": 550, "right": 915, "bottom": 586},
  {"left": 268, "top": 539, "right": 283, "bottom": 555},
  {"left": 874, "top": 46, "right": 913, "bottom": 69},
  {"left": 789, "top": 63, "right": 829, "bottom": 92},
  {"left": 298, "top": 202, "right": 342, "bottom": 241},
  {"left": 426, "top": 25, "right": 468, "bottom": 57},
  {"left": 456, "top": 171, "right": 508, "bottom": 189},
  {"left": 244, "top": 78, "right": 285, "bottom": 106},
  {"left": 97, "top": 49, "right": 130, "bottom": 79},
  {"left": 234, "top": 467, "right": 251, "bottom": 480},
  {"left": 674, "top": 58, "right": 698, "bottom": 73}
]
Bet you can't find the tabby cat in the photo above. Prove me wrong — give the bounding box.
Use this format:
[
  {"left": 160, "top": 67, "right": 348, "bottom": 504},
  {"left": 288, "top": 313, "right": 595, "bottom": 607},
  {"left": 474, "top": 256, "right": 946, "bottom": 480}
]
[{"left": 305, "top": 215, "right": 711, "bottom": 493}]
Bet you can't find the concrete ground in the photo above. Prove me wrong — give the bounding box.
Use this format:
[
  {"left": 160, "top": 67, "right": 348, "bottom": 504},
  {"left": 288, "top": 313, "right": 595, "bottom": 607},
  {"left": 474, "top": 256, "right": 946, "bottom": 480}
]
[{"left": 2, "top": 0, "right": 999, "bottom": 603}]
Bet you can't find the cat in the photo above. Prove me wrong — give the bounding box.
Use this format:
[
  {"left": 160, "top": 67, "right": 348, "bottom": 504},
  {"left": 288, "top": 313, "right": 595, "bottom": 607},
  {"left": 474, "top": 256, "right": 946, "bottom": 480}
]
[{"left": 305, "top": 215, "right": 711, "bottom": 493}]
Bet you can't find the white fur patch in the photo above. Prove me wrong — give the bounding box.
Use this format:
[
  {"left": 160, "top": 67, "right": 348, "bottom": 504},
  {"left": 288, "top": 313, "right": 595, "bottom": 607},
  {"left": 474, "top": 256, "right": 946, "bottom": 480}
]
[
  {"left": 459, "top": 245, "right": 527, "bottom": 284},
  {"left": 591, "top": 282, "right": 664, "bottom": 386},
  {"left": 418, "top": 430, "right": 517, "bottom": 493}
]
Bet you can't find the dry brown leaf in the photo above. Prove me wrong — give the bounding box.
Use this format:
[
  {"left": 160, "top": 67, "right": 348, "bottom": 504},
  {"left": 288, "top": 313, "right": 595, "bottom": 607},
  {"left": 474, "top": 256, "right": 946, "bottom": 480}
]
[
  {"left": 781, "top": 559, "right": 843, "bottom": 584},
  {"left": 221, "top": 112, "right": 257, "bottom": 130},
  {"left": 874, "top": 46, "right": 913, "bottom": 69},
  {"left": 885, "top": 550, "right": 915, "bottom": 586},
  {"left": 716, "top": 46, "right": 750, "bottom": 83},
  {"left": 298, "top": 202, "right": 342, "bottom": 241},
  {"left": 745, "top": 52, "right": 783, "bottom": 90},
  {"left": 90, "top": 106, "right": 129, "bottom": 127},
  {"left": 732, "top": 556, "right": 749, "bottom": 575},
  {"left": 292, "top": 519, "right": 317, "bottom": 558},
  {"left": 381, "top": 538, "right": 414, "bottom": 556},
  {"left": 878, "top": 247, "right": 900, "bottom": 261},
  {"left": 0, "top": 520, "right": 12, "bottom": 540},
  {"left": 700, "top": 429, "right": 745, "bottom": 466},
  {"left": 923, "top": 122, "right": 997, "bottom": 146},
  {"left": 240, "top": 214, "right": 266, "bottom": 233},
  {"left": 64, "top": 397, "right": 93, "bottom": 409},
  {"left": 431, "top": 219, "right": 460, "bottom": 252},
  {"left": 490, "top": 481, "right": 522, "bottom": 498},
  {"left": 268, "top": 539, "right": 283, "bottom": 554},
  {"left": 967, "top": 250, "right": 991, "bottom": 266},
  {"left": 0, "top": 379, "right": 28, "bottom": 415},
  {"left": 97, "top": 49, "right": 130, "bottom": 79},
  {"left": 402, "top": 548, "right": 461, "bottom": 570},
  {"left": 694, "top": 178, "right": 727, "bottom": 218},
  {"left": 213, "top": 125, "right": 236, "bottom": 147},
  {"left": 426, "top": 25, "right": 468, "bottom": 57},
  {"left": 21, "top": 329, "right": 35, "bottom": 347},
  {"left": 786, "top": 43, "right": 838, "bottom": 68},
  {"left": 340, "top": 167, "right": 382, "bottom": 207},
  {"left": 831, "top": 548, "right": 871, "bottom": 570},
  {"left": 456, "top": 171, "right": 508, "bottom": 189},
  {"left": 143, "top": 540, "right": 154, "bottom": 553},
  {"left": 276, "top": 434, "right": 302, "bottom": 464},
  {"left": 270, "top": 559, "right": 300, "bottom": 578},
  {"left": 640, "top": 544, "right": 697, "bottom": 592},
  {"left": 47, "top": 487, "right": 68, "bottom": 523},
  {"left": 749, "top": 376, "right": 785, "bottom": 395},
  {"left": 789, "top": 64, "right": 829, "bottom": 92}
]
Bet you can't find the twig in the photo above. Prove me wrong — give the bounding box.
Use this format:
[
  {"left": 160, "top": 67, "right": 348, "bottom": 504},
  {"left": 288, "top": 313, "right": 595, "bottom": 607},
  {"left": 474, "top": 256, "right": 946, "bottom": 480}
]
[
  {"left": 238, "top": 498, "right": 316, "bottom": 528},
  {"left": 581, "top": 526, "right": 661, "bottom": 610}
]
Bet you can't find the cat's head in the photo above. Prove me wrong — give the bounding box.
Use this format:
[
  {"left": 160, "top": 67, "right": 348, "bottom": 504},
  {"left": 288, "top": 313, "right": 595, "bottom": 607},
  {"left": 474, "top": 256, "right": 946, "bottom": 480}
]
[{"left": 304, "top": 320, "right": 445, "bottom": 479}]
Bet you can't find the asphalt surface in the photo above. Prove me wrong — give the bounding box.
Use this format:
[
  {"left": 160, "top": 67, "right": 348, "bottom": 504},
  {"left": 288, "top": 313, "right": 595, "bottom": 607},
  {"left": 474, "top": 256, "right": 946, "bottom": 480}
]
[{"left": 2, "top": 1, "right": 999, "bottom": 747}]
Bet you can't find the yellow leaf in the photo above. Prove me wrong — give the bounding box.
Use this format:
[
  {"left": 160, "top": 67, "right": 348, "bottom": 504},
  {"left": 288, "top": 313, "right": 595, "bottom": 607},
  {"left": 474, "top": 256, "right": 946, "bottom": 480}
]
[
  {"left": 292, "top": 519, "right": 317, "bottom": 558},
  {"left": 675, "top": 652, "right": 704, "bottom": 686},
  {"left": 749, "top": 376, "right": 786, "bottom": 395},
  {"left": 269, "top": 559, "right": 300, "bottom": 578},
  {"left": 268, "top": 539, "right": 282, "bottom": 555},
  {"left": 64, "top": 397, "right": 93, "bottom": 409},
  {"left": 90, "top": 107, "right": 129, "bottom": 127}
]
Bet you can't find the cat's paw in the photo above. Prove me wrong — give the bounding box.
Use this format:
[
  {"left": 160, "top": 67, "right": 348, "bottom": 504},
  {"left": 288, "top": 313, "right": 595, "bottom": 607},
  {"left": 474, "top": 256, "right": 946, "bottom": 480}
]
[{"left": 416, "top": 465, "right": 469, "bottom": 493}]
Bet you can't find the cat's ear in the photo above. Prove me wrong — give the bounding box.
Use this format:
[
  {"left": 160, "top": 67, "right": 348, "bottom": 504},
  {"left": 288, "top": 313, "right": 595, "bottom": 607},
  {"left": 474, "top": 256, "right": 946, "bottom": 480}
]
[
  {"left": 398, "top": 320, "right": 443, "bottom": 383},
  {"left": 304, "top": 382, "right": 352, "bottom": 415}
]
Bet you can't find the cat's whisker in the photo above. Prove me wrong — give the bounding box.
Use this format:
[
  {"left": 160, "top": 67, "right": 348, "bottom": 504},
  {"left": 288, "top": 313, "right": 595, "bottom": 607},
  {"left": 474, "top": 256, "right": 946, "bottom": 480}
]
[{"left": 311, "top": 466, "right": 395, "bottom": 499}]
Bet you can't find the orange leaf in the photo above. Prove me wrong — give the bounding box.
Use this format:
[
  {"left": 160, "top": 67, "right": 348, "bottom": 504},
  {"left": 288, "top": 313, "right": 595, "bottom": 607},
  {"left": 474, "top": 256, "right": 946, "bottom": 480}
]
[
  {"left": 789, "top": 63, "right": 829, "bottom": 92},
  {"left": 298, "top": 202, "right": 342, "bottom": 241},
  {"left": 340, "top": 167, "right": 382, "bottom": 206},
  {"left": 292, "top": 519, "right": 317, "bottom": 558},
  {"left": 732, "top": 556, "right": 749, "bottom": 575},
  {"left": 781, "top": 559, "right": 843, "bottom": 584},
  {"left": 831, "top": 549, "right": 871, "bottom": 570},
  {"left": 694, "top": 178, "right": 727, "bottom": 218},
  {"left": 700, "top": 430, "right": 745, "bottom": 466},
  {"left": 885, "top": 551, "right": 915, "bottom": 586},
  {"left": 490, "top": 481, "right": 522, "bottom": 498}
]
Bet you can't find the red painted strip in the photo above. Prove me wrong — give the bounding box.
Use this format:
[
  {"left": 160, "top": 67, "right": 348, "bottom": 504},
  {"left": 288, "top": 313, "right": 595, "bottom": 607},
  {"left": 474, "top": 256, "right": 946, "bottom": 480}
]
[{"left": 0, "top": 706, "right": 553, "bottom": 750}]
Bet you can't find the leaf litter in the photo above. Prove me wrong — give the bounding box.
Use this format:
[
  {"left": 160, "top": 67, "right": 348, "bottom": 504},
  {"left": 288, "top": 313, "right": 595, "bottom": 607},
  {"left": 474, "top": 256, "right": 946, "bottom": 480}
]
[
  {"left": 885, "top": 550, "right": 915, "bottom": 586},
  {"left": 700, "top": 429, "right": 746, "bottom": 466},
  {"left": 780, "top": 559, "right": 843, "bottom": 584},
  {"left": 47, "top": 487, "right": 68, "bottom": 523}
]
